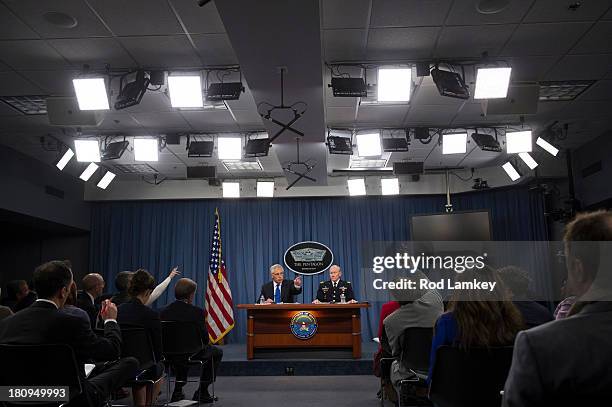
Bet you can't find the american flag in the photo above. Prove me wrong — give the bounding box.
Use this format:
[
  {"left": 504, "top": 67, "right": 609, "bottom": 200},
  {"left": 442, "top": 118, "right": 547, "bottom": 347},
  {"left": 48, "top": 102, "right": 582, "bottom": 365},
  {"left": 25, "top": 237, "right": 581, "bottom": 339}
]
[{"left": 205, "top": 208, "right": 235, "bottom": 343}]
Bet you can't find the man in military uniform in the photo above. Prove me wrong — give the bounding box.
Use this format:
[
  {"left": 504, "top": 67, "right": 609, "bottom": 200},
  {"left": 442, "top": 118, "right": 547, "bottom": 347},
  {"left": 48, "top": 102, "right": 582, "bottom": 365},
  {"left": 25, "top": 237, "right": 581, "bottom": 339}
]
[{"left": 314, "top": 265, "right": 356, "bottom": 303}]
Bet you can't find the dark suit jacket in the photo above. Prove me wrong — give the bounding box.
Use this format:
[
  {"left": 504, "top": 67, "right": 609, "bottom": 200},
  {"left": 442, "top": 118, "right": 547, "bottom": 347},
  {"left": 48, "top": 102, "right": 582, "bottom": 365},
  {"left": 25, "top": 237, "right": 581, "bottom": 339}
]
[
  {"left": 0, "top": 300, "right": 121, "bottom": 367},
  {"left": 503, "top": 301, "right": 612, "bottom": 406},
  {"left": 76, "top": 290, "right": 99, "bottom": 329},
  {"left": 513, "top": 301, "right": 553, "bottom": 328},
  {"left": 0, "top": 305, "right": 13, "bottom": 322},
  {"left": 117, "top": 298, "right": 162, "bottom": 362},
  {"left": 160, "top": 300, "right": 210, "bottom": 345},
  {"left": 111, "top": 291, "right": 131, "bottom": 306},
  {"left": 259, "top": 279, "right": 302, "bottom": 303},
  {"left": 316, "top": 279, "right": 355, "bottom": 302}
]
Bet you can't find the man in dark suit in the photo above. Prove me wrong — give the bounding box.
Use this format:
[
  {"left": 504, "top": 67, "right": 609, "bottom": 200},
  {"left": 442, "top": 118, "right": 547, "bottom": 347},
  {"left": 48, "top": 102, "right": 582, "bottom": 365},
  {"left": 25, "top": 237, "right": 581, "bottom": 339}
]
[
  {"left": 0, "top": 260, "right": 138, "bottom": 407},
  {"left": 110, "top": 271, "right": 133, "bottom": 306},
  {"left": 314, "top": 265, "right": 356, "bottom": 303},
  {"left": 259, "top": 264, "right": 302, "bottom": 304},
  {"left": 77, "top": 273, "right": 105, "bottom": 329},
  {"left": 160, "top": 278, "right": 223, "bottom": 403},
  {"left": 503, "top": 210, "right": 612, "bottom": 406}
]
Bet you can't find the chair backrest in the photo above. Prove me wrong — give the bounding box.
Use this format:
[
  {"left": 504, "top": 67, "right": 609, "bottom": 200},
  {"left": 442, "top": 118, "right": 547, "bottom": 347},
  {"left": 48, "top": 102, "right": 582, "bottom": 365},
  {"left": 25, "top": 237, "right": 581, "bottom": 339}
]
[
  {"left": 119, "top": 324, "right": 156, "bottom": 371},
  {"left": 160, "top": 321, "right": 204, "bottom": 357},
  {"left": 0, "top": 343, "right": 83, "bottom": 399},
  {"left": 429, "top": 345, "right": 514, "bottom": 407},
  {"left": 399, "top": 327, "right": 433, "bottom": 373}
]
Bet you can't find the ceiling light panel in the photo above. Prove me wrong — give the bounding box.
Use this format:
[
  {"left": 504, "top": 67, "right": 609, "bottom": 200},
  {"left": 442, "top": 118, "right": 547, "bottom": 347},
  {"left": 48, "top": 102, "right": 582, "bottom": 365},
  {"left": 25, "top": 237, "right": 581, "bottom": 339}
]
[
  {"left": 378, "top": 68, "right": 412, "bottom": 102},
  {"left": 506, "top": 130, "right": 532, "bottom": 154},
  {"left": 474, "top": 67, "right": 512, "bottom": 99},
  {"left": 168, "top": 75, "right": 203, "bottom": 108},
  {"left": 72, "top": 78, "right": 109, "bottom": 110},
  {"left": 74, "top": 139, "right": 101, "bottom": 162}
]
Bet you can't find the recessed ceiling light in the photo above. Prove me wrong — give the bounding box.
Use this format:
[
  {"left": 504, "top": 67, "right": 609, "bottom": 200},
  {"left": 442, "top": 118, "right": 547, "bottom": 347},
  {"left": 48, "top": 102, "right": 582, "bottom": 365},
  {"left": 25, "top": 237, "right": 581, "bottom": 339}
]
[
  {"left": 79, "top": 162, "right": 99, "bottom": 181},
  {"left": 56, "top": 148, "right": 74, "bottom": 170},
  {"left": 97, "top": 171, "right": 116, "bottom": 189},
  {"left": 356, "top": 132, "right": 382, "bottom": 157},
  {"left": 506, "top": 130, "right": 532, "bottom": 154},
  {"left": 536, "top": 137, "right": 559, "bottom": 157},
  {"left": 377, "top": 68, "right": 412, "bottom": 102},
  {"left": 133, "top": 138, "right": 159, "bottom": 162},
  {"left": 257, "top": 181, "right": 275, "bottom": 197},
  {"left": 218, "top": 137, "right": 242, "bottom": 160},
  {"left": 348, "top": 178, "right": 366, "bottom": 196},
  {"left": 43, "top": 11, "right": 78, "bottom": 28},
  {"left": 222, "top": 181, "right": 240, "bottom": 198},
  {"left": 168, "top": 75, "right": 203, "bottom": 108},
  {"left": 72, "top": 78, "right": 109, "bottom": 110},
  {"left": 381, "top": 178, "right": 399, "bottom": 195},
  {"left": 474, "top": 67, "right": 512, "bottom": 99},
  {"left": 74, "top": 139, "right": 100, "bottom": 162},
  {"left": 502, "top": 162, "right": 520, "bottom": 181},
  {"left": 518, "top": 152, "right": 538, "bottom": 170},
  {"left": 442, "top": 133, "right": 468, "bottom": 154}
]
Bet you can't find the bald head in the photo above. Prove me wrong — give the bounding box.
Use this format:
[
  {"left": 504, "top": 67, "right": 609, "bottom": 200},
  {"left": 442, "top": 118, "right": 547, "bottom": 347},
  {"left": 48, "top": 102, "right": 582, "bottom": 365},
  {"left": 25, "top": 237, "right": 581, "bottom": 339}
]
[
  {"left": 82, "top": 273, "right": 105, "bottom": 298},
  {"left": 175, "top": 278, "right": 197, "bottom": 303}
]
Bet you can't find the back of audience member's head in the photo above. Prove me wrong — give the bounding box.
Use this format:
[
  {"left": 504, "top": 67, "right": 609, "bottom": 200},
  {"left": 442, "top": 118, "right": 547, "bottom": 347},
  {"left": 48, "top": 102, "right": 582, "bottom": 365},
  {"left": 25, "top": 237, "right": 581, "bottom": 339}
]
[
  {"left": 115, "top": 271, "right": 133, "bottom": 292},
  {"left": 128, "top": 269, "right": 156, "bottom": 299},
  {"left": 175, "top": 278, "right": 197, "bottom": 302},
  {"left": 65, "top": 281, "right": 78, "bottom": 306},
  {"left": 498, "top": 266, "right": 531, "bottom": 300},
  {"left": 389, "top": 270, "right": 430, "bottom": 305},
  {"left": 6, "top": 280, "right": 28, "bottom": 300},
  {"left": 33, "top": 261, "right": 73, "bottom": 300},
  {"left": 82, "top": 273, "right": 105, "bottom": 296},
  {"left": 447, "top": 265, "right": 523, "bottom": 348}
]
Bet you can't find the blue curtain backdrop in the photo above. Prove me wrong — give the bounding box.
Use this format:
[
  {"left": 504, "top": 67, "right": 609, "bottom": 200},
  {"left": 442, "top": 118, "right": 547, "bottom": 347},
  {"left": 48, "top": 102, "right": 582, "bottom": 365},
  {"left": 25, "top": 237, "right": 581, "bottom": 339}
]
[{"left": 89, "top": 186, "right": 549, "bottom": 343}]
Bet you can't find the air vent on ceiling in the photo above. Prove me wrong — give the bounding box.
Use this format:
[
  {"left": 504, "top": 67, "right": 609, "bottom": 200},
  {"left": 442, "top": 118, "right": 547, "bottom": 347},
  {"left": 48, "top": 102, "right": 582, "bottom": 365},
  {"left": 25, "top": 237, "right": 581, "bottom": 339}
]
[
  {"left": 222, "top": 160, "right": 263, "bottom": 171},
  {"left": 0, "top": 95, "right": 47, "bottom": 115},
  {"left": 113, "top": 163, "right": 158, "bottom": 174},
  {"left": 349, "top": 157, "right": 389, "bottom": 169},
  {"left": 539, "top": 80, "right": 595, "bottom": 101}
]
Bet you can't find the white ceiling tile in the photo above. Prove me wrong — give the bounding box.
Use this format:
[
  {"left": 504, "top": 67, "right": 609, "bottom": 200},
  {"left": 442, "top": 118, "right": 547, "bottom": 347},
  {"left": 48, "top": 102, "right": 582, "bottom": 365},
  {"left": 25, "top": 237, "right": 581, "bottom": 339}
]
[
  {"left": 0, "top": 3, "right": 39, "bottom": 39},
  {"left": 97, "top": 112, "right": 144, "bottom": 130},
  {"left": 20, "top": 70, "right": 79, "bottom": 95},
  {"left": 119, "top": 36, "right": 201, "bottom": 67},
  {"left": 122, "top": 91, "right": 173, "bottom": 114},
  {"left": 324, "top": 29, "right": 366, "bottom": 61},
  {"left": 406, "top": 104, "right": 458, "bottom": 125},
  {"left": 232, "top": 109, "right": 263, "bottom": 127},
  {"left": 546, "top": 54, "right": 612, "bottom": 80},
  {"left": 170, "top": 0, "right": 226, "bottom": 33},
  {"left": 0, "top": 71, "right": 45, "bottom": 96},
  {"left": 326, "top": 106, "right": 357, "bottom": 125},
  {"left": 4, "top": 0, "right": 111, "bottom": 38},
  {"left": 524, "top": 0, "right": 612, "bottom": 23},
  {"left": 502, "top": 22, "right": 591, "bottom": 56},
  {"left": 435, "top": 25, "right": 516, "bottom": 58},
  {"left": 576, "top": 80, "right": 612, "bottom": 101},
  {"left": 0, "top": 101, "right": 24, "bottom": 116},
  {"left": 88, "top": 0, "right": 183, "bottom": 36},
  {"left": 191, "top": 34, "right": 238, "bottom": 65},
  {"left": 49, "top": 38, "right": 135, "bottom": 69},
  {"left": 413, "top": 84, "right": 464, "bottom": 106},
  {"left": 0, "top": 115, "right": 50, "bottom": 131},
  {"left": 370, "top": 0, "right": 452, "bottom": 27},
  {"left": 130, "top": 111, "right": 192, "bottom": 130},
  {"left": 501, "top": 56, "right": 557, "bottom": 81},
  {"left": 570, "top": 21, "right": 612, "bottom": 54},
  {"left": 367, "top": 27, "right": 439, "bottom": 59},
  {"left": 357, "top": 104, "right": 408, "bottom": 125},
  {"left": 322, "top": 0, "right": 371, "bottom": 29},
  {"left": 0, "top": 40, "right": 70, "bottom": 70},
  {"left": 180, "top": 110, "right": 239, "bottom": 131},
  {"left": 605, "top": 6, "right": 612, "bottom": 19},
  {"left": 445, "top": 0, "right": 534, "bottom": 25}
]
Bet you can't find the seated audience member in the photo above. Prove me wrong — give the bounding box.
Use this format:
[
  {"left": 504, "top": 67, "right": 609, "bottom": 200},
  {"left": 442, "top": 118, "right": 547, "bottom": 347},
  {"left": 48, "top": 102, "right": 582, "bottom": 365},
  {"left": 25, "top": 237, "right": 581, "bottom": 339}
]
[
  {"left": 77, "top": 273, "right": 105, "bottom": 329},
  {"left": 117, "top": 269, "right": 165, "bottom": 407},
  {"left": 160, "top": 278, "right": 222, "bottom": 403},
  {"left": 553, "top": 279, "right": 577, "bottom": 320},
  {"left": 384, "top": 272, "right": 444, "bottom": 399},
  {"left": 373, "top": 300, "right": 400, "bottom": 377},
  {"left": 498, "top": 265, "right": 553, "bottom": 328},
  {"left": 503, "top": 210, "right": 612, "bottom": 406},
  {"left": 111, "top": 267, "right": 180, "bottom": 307},
  {"left": 0, "top": 288, "right": 13, "bottom": 322},
  {"left": 0, "top": 261, "right": 138, "bottom": 407},
  {"left": 429, "top": 266, "right": 524, "bottom": 383},
  {"left": 2, "top": 280, "right": 31, "bottom": 311},
  {"left": 61, "top": 280, "right": 92, "bottom": 326}
]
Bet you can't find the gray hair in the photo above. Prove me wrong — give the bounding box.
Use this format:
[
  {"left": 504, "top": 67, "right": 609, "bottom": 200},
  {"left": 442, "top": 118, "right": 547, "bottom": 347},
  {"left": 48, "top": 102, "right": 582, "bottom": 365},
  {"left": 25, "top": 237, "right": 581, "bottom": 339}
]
[{"left": 269, "top": 264, "right": 283, "bottom": 274}]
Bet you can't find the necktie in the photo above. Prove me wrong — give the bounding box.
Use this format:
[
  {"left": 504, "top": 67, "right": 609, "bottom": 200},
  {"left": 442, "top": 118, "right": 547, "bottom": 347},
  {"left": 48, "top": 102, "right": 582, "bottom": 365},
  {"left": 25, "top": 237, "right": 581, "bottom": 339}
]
[{"left": 275, "top": 283, "right": 281, "bottom": 304}]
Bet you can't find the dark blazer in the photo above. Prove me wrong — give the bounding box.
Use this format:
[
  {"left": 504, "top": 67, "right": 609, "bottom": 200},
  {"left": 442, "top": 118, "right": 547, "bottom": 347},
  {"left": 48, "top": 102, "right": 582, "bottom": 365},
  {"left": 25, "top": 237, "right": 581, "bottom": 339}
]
[
  {"left": 316, "top": 279, "right": 355, "bottom": 302},
  {"left": 111, "top": 291, "right": 131, "bottom": 306},
  {"left": 76, "top": 290, "right": 99, "bottom": 329},
  {"left": 513, "top": 301, "right": 553, "bottom": 328},
  {"left": 117, "top": 298, "right": 162, "bottom": 361},
  {"left": 503, "top": 301, "right": 612, "bottom": 406},
  {"left": 0, "top": 300, "right": 121, "bottom": 366},
  {"left": 160, "top": 300, "right": 210, "bottom": 345},
  {"left": 259, "top": 279, "right": 302, "bottom": 303}
]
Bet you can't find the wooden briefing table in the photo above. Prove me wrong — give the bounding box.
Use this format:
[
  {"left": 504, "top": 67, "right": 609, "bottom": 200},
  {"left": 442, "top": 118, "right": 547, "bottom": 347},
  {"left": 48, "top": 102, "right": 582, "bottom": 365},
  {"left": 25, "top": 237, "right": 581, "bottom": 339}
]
[{"left": 237, "top": 303, "right": 370, "bottom": 360}]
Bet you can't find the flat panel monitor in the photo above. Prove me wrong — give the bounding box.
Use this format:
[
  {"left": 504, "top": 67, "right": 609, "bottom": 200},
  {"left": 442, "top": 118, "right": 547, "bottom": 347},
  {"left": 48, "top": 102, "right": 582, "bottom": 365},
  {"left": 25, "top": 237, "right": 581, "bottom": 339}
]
[{"left": 410, "top": 211, "right": 491, "bottom": 241}]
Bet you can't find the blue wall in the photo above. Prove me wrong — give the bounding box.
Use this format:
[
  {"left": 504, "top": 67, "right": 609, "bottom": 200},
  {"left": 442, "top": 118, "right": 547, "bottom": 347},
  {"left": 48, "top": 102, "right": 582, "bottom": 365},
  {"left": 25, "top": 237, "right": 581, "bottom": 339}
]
[{"left": 89, "top": 186, "right": 548, "bottom": 343}]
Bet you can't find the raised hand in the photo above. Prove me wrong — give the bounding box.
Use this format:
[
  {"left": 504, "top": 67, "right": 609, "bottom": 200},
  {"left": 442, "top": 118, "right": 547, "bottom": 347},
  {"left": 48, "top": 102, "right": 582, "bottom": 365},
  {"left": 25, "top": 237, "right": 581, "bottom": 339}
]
[
  {"left": 294, "top": 276, "right": 302, "bottom": 287},
  {"left": 169, "top": 267, "right": 181, "bottom": 279}
]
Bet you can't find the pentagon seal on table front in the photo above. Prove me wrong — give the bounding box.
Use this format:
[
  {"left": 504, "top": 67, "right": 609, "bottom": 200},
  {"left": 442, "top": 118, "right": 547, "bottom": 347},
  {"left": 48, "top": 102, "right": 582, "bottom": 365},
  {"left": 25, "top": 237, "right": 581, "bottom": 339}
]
[{"left": 290, "top": 311, "right": 318, "bottom": 340}]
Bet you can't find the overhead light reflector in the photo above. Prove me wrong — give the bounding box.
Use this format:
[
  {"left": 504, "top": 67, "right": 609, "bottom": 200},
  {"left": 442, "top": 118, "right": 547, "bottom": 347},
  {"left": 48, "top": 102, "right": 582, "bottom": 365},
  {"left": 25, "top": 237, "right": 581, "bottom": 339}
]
[
  {"left": 442, "top": 133, "right": 468, "bottom": 154},
  {"left": 133, "top": 138, "right": 159, "bottom": 161},
  {"left": 381, "top": 178, "right": 399, "bottom": 195},
  {"left": 72, "top": 78, "right": 109, "bottom": 110},
  {"left": 536, "top": 137, "right": 559, "bottom": 156},
  {"left": 74, "top": 139, "right": 100, "bottom": 162},
  {"left": 97, "top": 171, "right": 116, "bottom": 189},
  {"left": 502, "top": 162, "right": 520, "bottom": 181},
  {"left": 519, "top": 152, "right": 538, "bottom": 170},
  {"left": 56, "top": 148, "right": 74, "bottom": 170},
  {"left": 474, "top": 67, "right": 512, "bottom": 99},
  {"left": 79, "top": 162, "right": 99, "bottom": 181},
  {"left": 327, "top": 136, "right": 353, "bottom": 155},
  {"left": 222, "top": 181, "right": 240, "bottom": 198},
  {"left": 348, "top": 178, "right": 366, "bottom": 196},
  {"left": 356, "top": 132, "right": 382, "bottom": 157},
  {"left": 378, "top": 68, "right": 411, "bottom": 102},
  {"left": 257, "top": 181, "right": 275, "bottom": 197},
  {"left": 506, "top": 130, "right": 532, "bottom": 154},
  {"left": 218, "top": 137, "right": 242, "bottom": 160},
  {"left": 431, "top": 68, "right": 470, "bottom": 99},
  {"left": 101, "top": 140, "right": 129, "bottom": 161},
  {"left": 168, "top": 75, "right": 203, "bottom": 108}
]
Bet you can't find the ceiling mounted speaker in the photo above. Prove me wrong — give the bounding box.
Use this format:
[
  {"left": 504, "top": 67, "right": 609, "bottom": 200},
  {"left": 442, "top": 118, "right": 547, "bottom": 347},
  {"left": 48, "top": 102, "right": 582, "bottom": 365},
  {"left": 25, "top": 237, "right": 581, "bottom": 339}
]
[{"left": 46, "top": 97, "right": 103, "bottom": 126}]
